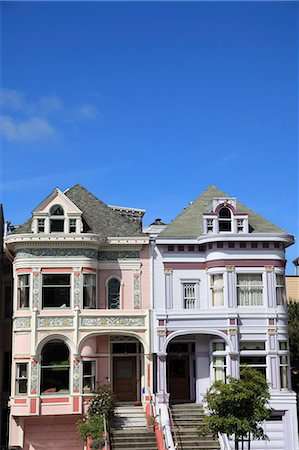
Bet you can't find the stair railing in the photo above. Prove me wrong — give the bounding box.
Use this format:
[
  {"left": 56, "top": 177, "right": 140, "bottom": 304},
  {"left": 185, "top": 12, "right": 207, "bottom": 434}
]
[
  {"left": 103, "top": 414, "right": 109, "bottom": 450},
  {"left": 167, "top": 405, "right": 179, "bottom": 450},
  {"left": 218, "top": 432, "right": 231, "bottom": 450}
]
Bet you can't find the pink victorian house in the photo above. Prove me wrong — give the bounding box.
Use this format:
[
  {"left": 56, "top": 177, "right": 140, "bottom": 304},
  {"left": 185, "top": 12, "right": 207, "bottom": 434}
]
[{"left": 5, "top": 185, "right": 151, "bottom": 450}]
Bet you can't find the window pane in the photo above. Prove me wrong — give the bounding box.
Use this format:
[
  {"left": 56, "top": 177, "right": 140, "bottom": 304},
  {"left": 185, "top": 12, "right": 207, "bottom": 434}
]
[
  {"left": 211, "top": 274, "right": 224, "bottom": 306},
  {"left": 237, "top": 274, "right": 263, "bottom": 306},
  {"left": 184, "top": 283, "right": 196, "bottom": 309},
  {"left": 41, "top": 342, "right": 69, "bottom": 393},
  {"left": 18, "top": 275, "right": 29, "bottom": 308},
  {"left": 50, "top": 205, "right": 64, "bottom": 216},
  {"left": 83, "top": 274, "right": 96, "bottom": 309},
  {"left": 108, "top": 278, "right": 120, "bottom": 309},
  {"left": 50, "top": 219, "right": 64, "bottom": 232},
  {"left": 240, "top": 341, "right": 265, "bottom": 351},
  {"left": 43, "top": 275, "right": 70, "bottom": 285}
]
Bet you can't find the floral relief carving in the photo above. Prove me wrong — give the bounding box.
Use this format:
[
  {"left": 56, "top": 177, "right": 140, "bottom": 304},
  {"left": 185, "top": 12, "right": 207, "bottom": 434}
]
[
  {"left": 15, "top": 248, "right": 98, "bottom": 259},
  {"left": 133, "top": 270, "right": 141, "bottom": 309},
  {"left": 73, "top": 359, "right": 80, "bottom": 393},
  {"left": 80, "top": 316, "right": 145, "bottom": 327},
  {"left": 98, "top": 251, "right": 139, "bottom": 260},
  {"left": 38, "top": 317, "right": 73, "bottom": 328},
  {"left": 15, "top": 317, "right": 31, "bottom": 328},
  {"left": 74, "top": 270, "right": 81, "bottom": 307},
  {"left": 31, "top": 360, "right": 38, "bottom": 394},
  {"left": 32, "top": 270, "right": 40, "bottom": 308}
]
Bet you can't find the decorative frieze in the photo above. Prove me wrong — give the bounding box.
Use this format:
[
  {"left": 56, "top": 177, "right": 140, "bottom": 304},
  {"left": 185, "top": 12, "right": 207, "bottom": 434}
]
[
  {"left": 133, "top": 270, "right": 141, "bottom": 309},
  {"left": 98, "top": 251, "right": 139, "bottom": 260},
  {"left": 15, "top": 248, "right": 139, "bottom": 261},
  {"left": 80, "top": 316, "right": 145, "bottom": 327},
  {"left": 15, "top": 317, "right": 31, "bottom": 329},
  {"left": 15, "top": 247, "right": 98, "bottom": 259},
  {"left": 38, "top": 317, "right": 74, "bottom": 328}
]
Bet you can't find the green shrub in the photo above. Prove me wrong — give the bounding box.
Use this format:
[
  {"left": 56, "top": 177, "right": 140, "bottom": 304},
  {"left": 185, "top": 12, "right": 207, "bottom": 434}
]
[
  {"left": 76, "top": 414, "right": 104, "bottom": 442},
  {"left": 88, "top": 383, "right": 116, "bottom": 424}
]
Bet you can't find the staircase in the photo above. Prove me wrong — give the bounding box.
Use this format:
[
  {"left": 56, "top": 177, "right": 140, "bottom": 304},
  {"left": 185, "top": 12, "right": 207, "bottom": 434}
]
[
  {"left": 171, "top": 403, "right": 220, "bottom": 450},
  {"left": 110, "top": 405, "right": 157, "bottom": 450}
]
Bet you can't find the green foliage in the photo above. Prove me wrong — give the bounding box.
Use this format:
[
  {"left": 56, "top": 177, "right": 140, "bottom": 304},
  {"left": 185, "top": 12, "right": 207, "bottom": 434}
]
[
  {"left": 76, "top": 383, "right": 116, "bottom": 443},
  {"left": 198, "top": 366, "right": 270, "bottom": 447},
  {"left": 88, "top": 383, "right": 116, "bottom": 423},
  {"left": 76, "top": 414, "right": 104, "bottom": 442},
  {"left": 90, "top": 437, "right": 105, "bottom": 449},
  {"left": 288, "top": 301, "right": 299, "bottom": 393}
]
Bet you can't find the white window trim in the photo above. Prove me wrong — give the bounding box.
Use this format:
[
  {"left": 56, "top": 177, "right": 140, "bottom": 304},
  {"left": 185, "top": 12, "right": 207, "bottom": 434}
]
[
  {"left": 180, "top": 279, "right": 200, "bottom": 309},
  {"left": 15, "top": 362, "right": 28, "bottom": 396},
  {"left": 235, "top": 270, "right": 265, "bottom": 307},
  {"left": 17, "top": 273, "right": 31, "bottom": 310},
  {"left": 42, "top": 272, "right": 72, "bottom": 309},
  {"left": 210, "top": 340, "right": 228, "bottom": 383},
  {"left": 209, "top": 273, "right": 225, "bottom": 308}
]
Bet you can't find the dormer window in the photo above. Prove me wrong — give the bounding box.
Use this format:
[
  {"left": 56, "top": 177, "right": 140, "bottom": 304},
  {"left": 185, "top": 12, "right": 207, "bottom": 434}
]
[
  {"left": 207, "top": 219, "right": 214, "bottom": 233},
  {"left": 38, "top": 219, "right": 45, "bottom": 233},
  {"left": 49, "top": 204, "right": 64, "bottom": 233},
  {"left": 218, "top": 207, "right": 232, "bottom": 232},
  {"left": 69, "top": 219, "right": 76, "bottom": 233},
  {"left": 237, "top": 219, "right": 244, "bottom": 233}
]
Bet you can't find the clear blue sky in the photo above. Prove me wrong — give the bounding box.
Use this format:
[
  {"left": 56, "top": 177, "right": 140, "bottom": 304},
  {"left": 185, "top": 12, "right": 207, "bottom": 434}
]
[{"left": 0, "top": 1, "right": 298, "bottom": 272}]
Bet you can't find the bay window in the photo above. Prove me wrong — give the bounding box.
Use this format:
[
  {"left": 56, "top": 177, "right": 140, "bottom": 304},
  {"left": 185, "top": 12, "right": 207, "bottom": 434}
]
[
  {"left": 210, "top": 274, "right": 224, "bottom": 306},
  {"left": 276, "top": 274, "right": 285, "bottom": 306},
  {"left": 41, "top": 341, "right": 70, "bottom": 394},
  {"left": 83, "top": 361, "right": 96, "bottom": 393},
  {"left": 15, "top": 363, "right": 28, "bottom": 395},
  {"left": 212, "top": 342, "right": 227, "bottom": 382},
  {"left": 42, "top": 274, "right": 70, "bottom": 308},
  {"left": 237, "top": 274, "right": 263, "bottom": 306},
  {"left": 83, "top": 273, "right": 96, "bottom": 309},
  {"left": 18, "top": 274, "right": 30, "bottom": 309}
]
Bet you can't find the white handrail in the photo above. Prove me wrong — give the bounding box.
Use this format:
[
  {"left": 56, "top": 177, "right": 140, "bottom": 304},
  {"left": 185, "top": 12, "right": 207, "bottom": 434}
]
[{"left": 218, "top": 432, "right": 231, "bottom": 450}]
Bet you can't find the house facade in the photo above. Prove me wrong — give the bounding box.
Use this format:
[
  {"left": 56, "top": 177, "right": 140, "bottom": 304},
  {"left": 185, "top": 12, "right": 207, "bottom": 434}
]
[
  {"left": 147, "top": 186, "right": 298, "bottom": 450},
  {"left": 5, "top": 185, "right": 151, "bottom": 450},
  {"left": 4, "top": 184, "right": 299, "bottom": 450}
]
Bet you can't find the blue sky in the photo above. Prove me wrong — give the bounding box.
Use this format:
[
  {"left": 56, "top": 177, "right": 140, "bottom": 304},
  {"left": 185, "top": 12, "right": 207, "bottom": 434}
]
[{"left": 0, "top": 1, "right": 298, "bottom": 272}]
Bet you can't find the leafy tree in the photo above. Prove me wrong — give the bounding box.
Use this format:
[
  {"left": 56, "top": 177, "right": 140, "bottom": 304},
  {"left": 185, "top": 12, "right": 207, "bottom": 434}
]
[
  {"left": 199, "top": 366, "right": 270, "bottom": 450},
  {"left": 288, "top": 301, "right": 299, "bottom": 394}
]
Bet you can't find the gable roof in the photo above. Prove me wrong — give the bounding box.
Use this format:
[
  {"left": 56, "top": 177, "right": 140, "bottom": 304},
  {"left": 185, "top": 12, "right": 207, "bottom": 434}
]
[
  {"left": 159, "top": 185, "right": 287, "bottom": 238},
  {"left": 10, "top": 184, "right": 144, "bottom": 240}
]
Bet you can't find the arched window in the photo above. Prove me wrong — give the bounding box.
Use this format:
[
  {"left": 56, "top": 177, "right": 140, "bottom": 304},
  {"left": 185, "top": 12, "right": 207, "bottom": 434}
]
[
  {"left": 41, "top": 341, "right": 70, "bottom": 394},
  {"left": 108, "top": 278, "right": 121, "bottom": 309},
  {"left": 50, "top": 204, "right": 64, "bottom": 216},
  {"left": 218, "top": 207, "right": 232, "bottom": 232},
  {"left": 49, "top": 204, "right": 65, "bottom": 232}
]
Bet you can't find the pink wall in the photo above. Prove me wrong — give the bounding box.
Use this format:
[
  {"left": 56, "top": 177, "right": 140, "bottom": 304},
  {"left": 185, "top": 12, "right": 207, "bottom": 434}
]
[{"left": 23, "top": 415, "right": 83, "bottom": 450}]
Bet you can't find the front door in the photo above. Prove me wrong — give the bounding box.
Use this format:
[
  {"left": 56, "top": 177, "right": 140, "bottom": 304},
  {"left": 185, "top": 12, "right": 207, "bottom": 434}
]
[
  {"left": 168, "top": 355, "right": 190, "bottom": 402},
  {"left": 113, "top": 357, "right": 137, "bottom": 401}
]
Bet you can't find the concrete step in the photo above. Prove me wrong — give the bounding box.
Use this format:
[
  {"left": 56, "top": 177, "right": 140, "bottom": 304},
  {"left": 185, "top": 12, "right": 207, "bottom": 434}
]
[{"left": 111, "top": 428, "right": 156, "bottom": 450}]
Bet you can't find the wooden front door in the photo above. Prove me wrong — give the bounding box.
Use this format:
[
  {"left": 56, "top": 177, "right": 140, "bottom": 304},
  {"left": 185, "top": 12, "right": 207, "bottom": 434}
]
[
  {"left": 168, "top": 355, "right": 190, "bottom": 401},
  {"left": 113, "top": 357, "right": 137, "bottom": 401}
]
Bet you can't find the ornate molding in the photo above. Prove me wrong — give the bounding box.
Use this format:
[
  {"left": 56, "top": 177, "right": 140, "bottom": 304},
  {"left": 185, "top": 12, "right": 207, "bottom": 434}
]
[
  {"left": 15, "top": 248, "right": 140, "bottom": 262},
  {"left": 38, "top": 317, "right": 74, "bottom": 328},
  {"left": 15, "top": 317, "right": 31, "bottom": 328},
  {"left": 74, "top": 271, "right": 81, "bottom": 307},
  {"left": 73, "top": 360, "right": 80, "bottom": 393},
  {"left": 268, "top": 328, "right": 277, "bottom": 335},
  {"left": 226, "top": 265, "right": 235, "bottom": 272},
  {"left": 98, "top": 251, "right": 139, "bottom": 260},
  {"left": 133, "top": 270, "right": 141, "bottom": 309},
  {"left": 15, "top": 247, "right": 98, "bottom": 259},
  {"left": 31, "top": 360, "right": 38, "bottom": 394},
  {"left": 265, "top": 266, "right": 274, "bottom": 272},
  {"left": 32, "top": 270, "right": 40, "bottom": 308},
  {"left": 80, "top": 316, "right": 145, "bottom": 327},
  {"left": 164, "top": 269, "right": 173, "bottom": 275}
]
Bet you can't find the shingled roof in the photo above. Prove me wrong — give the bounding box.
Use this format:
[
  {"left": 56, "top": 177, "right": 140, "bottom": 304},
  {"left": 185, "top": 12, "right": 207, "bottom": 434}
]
[
  {"left": 10, "top": 184, "right": 144, "bottom": 240},
  {"left": 159, "top": 185, "right": 287, "bottom": 238}
]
